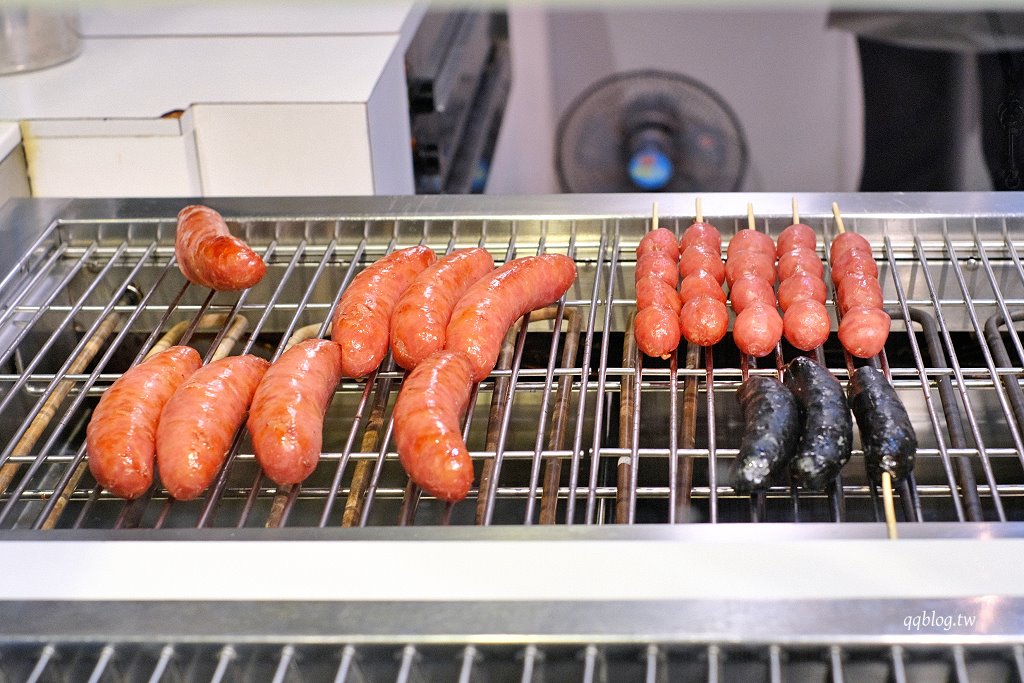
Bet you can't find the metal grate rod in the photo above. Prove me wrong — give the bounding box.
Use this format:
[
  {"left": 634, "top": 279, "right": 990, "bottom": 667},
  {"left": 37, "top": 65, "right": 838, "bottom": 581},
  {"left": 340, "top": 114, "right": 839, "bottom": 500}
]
[
  {"left": 147, "top": 644, "right": 175, "bottom": 683},
  {"left": 209, "top": 645, "right": 236, "bottom": 683},
  {"left": 24, "top": 644, "right": 55, "bottom": 683}
]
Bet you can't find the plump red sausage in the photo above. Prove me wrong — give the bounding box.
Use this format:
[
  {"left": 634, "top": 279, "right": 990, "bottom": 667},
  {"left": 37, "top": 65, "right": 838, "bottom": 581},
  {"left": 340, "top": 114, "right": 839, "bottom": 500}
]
[
  {"left": 783, "top": 299, "right": 831, "bottom": 351},
  {"left": 830, "top": 247, "right": 879, "bottom": 286},
  {"left": 156, "top": 354, "right": 269, "bottom": 500},
  {"left": 777, "top": 223, "right": 817, "bottom": 257},
  {"left": 777, "top": 247, "right": 824, "bottom": 281},
  {"left": 726, "top": 230, "right": 775, "bottom": 260},
  {"left": 729, "top": 274, "right": 776, "bottom": 313},
  {"left": 777, "top": 274, "right": 828, "bottom": 311},
  {"left": 248, "top": 339, "right": 343, "bottom": 485},
  {"left": 637, "top": 273, "right": 684, "bottom": 311},
  {"left": 680, "top": 222, "right": 721, "bottom": 253},
  {"left": 679, "top": 295, "right": 729, "bottom": 347},
  {"left": 390, "top": 248, "right": 495, "bottom": 371},
  {"left": 680, "top": 244, "right": 726, "bottom": 284},
  {"left": 86, "top": 346, "right": 202, "bottom": 499},
  {"left": 733, "top": 302, "right": 783, "bottom": 358},
  {"left": 635, "top": 305, "right": 682, "bottom": 358},
  {"left": 725, "top": 250, "right": 776, "bottom": 287},
  {"left": 392, "top": 350, "right": 476, "bottom": 502},
  {"left": 636, "top": 252, "right": 679, "bottom": 288},
  {"left": 838, "top": 307, "right": 891, "bottom": 358},
  {"left": 332, "top": 246, "right": 436, "bottom": 378},
  {"left": 446, "top": 254, "right": 577, "bottom": 382},
  {"left": 176, "top": 205, "right": 267, "bottom": 291},
  {"left": 829, "top": 231, "right": 872, "bottom": 263},
  {"left": 637, "top": 228, "right": 680, "bottom": 260},
  {"left": 837, "top": 273, "right": 884, "bottom": 314},
  {"left": 679, "top": 270, "right": 726, "bottom": 304}
]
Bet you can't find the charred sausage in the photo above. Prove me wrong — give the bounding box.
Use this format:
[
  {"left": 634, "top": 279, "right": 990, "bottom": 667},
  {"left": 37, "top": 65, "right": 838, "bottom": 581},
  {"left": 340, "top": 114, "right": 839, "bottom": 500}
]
[
  {"left": 733, "top": 302, "right": 783, "bottom": 358},
  {"left": 777, "top": 274, "right": 827, "bottom": 311},
  {"left": 848, "top": 365, "right": 917, "bottom": 482},
  {"left": 390, "top": 248, "right": 495, "bottom": 370},
  {"left": 782, "top": 299, "right": 831, "bottom": 352},
  {"left": 176, "top": 205, "right": 267, "bottom": 291},
  {"left": 332, "top": 245, "right": 436, "bottom": 378},
  {"left": 248, "top": 339, "right": 343, "bottom": 486},
  {"left": 785, "top": 355, "right": 854, "bottom": 490},
  {"left": 838, "top": 307, "right": 891, "bottom": 358},
  {"left": 156, "top": 354, "right": 269, "bottom": 500},
  {"left": 679, "top": 295, "right": 728, "bottom": 347},
  {"left": 392, "top": 350, "right": 477, "bottom": 502},
  {"left": 86, "top": 346, "right": 202, "bottom": 499},
  {"left": 635, "top": 305, "right": 682, "bottom": 358},
  {"left": 731, "top": 375, "right": 800, "bottom": 491},
  {"left": 776, "top": 223, "right": 817, "bottom": 257},
  {"left": 447, "top": 254, "right": 577, "bottom": 381}
]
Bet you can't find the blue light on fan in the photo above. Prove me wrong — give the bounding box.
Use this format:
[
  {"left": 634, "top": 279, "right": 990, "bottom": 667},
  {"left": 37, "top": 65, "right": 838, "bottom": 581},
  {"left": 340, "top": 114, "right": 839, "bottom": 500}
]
[{"left": 628, "top": 146, "right": 672, "bottom": 191}]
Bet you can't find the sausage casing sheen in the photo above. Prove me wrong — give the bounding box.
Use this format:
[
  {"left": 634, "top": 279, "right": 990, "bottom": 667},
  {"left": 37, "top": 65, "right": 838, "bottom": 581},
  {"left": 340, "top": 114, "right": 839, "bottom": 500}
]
[
  {"left": 848, "top": 365, "right": 918, "bottom": 482},
  {"left": 447, "top": 254, "right": 577, "bottom": 382},
  {"left": 176, "top": 205, "right": 267, "bottom": 291},
  {"left": 86, "top": 346, "right": 202, "bottom": 499},
  {"left": 731, "top": 376, "right": 801, "bottom": 491},
  {"left": 785, "top": 356, "right": 854, "bottom": 490},
  {"left": 635, "top": 305, "right": 682, "bottom": 358},
  {"left": 390, "top": 248, "right": 495, "bottom": 370},
  {"left": 392, "top": 350, "right": 477, "bottom": 502},
  {"left": 332, "top": 246, "right": 436, "bottom": 378}
]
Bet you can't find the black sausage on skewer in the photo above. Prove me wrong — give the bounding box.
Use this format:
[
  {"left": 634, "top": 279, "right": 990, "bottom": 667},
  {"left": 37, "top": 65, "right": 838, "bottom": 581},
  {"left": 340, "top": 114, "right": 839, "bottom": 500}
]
[
  {"left": 848, "top": 366, "right": 918, "bottom": 482},
  {"left": 785, "top": 356, "right": 854, "bottom": 490},
  {"left": 730, "top": 376, "right": 800, "bottom": 491}
]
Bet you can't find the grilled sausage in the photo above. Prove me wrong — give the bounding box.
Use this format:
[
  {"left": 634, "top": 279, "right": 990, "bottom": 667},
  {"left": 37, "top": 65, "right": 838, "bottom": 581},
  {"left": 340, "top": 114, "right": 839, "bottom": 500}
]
[
  {"left": 729, "top": 274, "right": 775, "bottom": 314},
  {"left": 248, "top": 339, "right": 343, "bottom": 486},
  {"left": 837, "top": 273, "right": 884, "bottom": 314},
  {"left": 635, "top": 305, "right": 682, "bottom": 358},
  {"left": 86, "top": 346, "right": 202, "bottom": 499},
  {"left": 726, "top": 230, "right": 775, "bottom": 260},
  {"left": 777, "top": 247, "right": 824, "bottom": 281},
  {"left": 776, "top": 223, "right": 817, "bottom": 257},
  {"left": 783, "top": 299, "right": 831, "bottom": 351},
  {"left": 637, "top": 228, "right": 681, "bottom": 259},
  {"left": 838, "top": 307, "right": 891, "bottom": 358},
  {"left": 848, "top": 365, "right": 918, "bottom": 482},
  {"left": 731, "top": 375, "right": 800, "bottom": 491},
  {"left": 390, "top": 248, "right": 495, "bottom": 371},
  {"left": 447, "top": 254, "right": 577, "bottom": 382},
  {"left": 636, "top": 252, "right": 679, "bottom": 288},
  {"left": 680, "top": 222, "right": 721, "bottom": 253},
  {"left": 176, "top": 205, "right": 267, "bottom": 291},
  {"left": 679, "top": 270, "right": 726, "bottom": 304},
  {"left": 725, "top": 250, "right": 776, "bottom": 287},
  {"left": 679, "top": 244, "right": 726, "bottom": 285},
  {"left": 777, "top": 274, "right": 827, "bottom": 311},
  {"left": 829, "top": 231, "right": 872, "bottom": 263},
  {"left": 392, "top": 350, "right": 477, "bottom": 502},
  {"left": 679, "top": 295, "right": 728, "bottom": 347},
  {"left": 785, "top": 355, "right": 854, "bottom": 490},
  {"left": 733, "top": 301, "right": 783, "bottom": 358},
  {"left": 637, "top": 273, "right": 684, "bottom": 311},
  {"left": 332, "top": 245, "right": 436, "bottom": 378},
  {"left": 156, "top": 354, "right": 269, "bottom": 500},
  {"left": 830, "top": 247, "right": 878, "bottom": 286}
]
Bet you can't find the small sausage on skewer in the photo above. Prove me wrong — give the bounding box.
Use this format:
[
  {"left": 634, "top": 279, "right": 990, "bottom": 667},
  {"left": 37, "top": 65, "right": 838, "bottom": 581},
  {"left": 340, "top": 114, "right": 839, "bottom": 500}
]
[
  {"left": 777, "top": 247, "right": 824, "bottom": 281},
  {"left": 729, "top": 274, "right": 775, "bottom": 314},
  {"left": 776, "top": 223, "right": 817, "bottom": 256},
  {"left": 829, "top": 231, "right": 872, "bottom": 263},
  {"left": 782, "top": 299, "right": 831, "bottom": 352},
  {"left": 681, "top": 222, "right": 722, "bottom": 253},
  {"left": 777, "top": 273, "right": 827, "bottom": 311},
  {"left": 848, "top": 365, "right": 918, "bottom": 483},
  {"left": 636, "top": 227, "right": 680, "bottom": 259},
  {"left": 730, "top": 375, "right": 800, "bottom": 491},
  {"left": 635, "top": 305, "right": 682, "bottom": 359},
  {"left": 726, "top": 229, "right": 775, "bottom": 261},
  {"left": 679, "top": 295, "right": 728, "bottom": 347},
  {"left": 837, "top": 273, "right": 884, "bottom": 314},
  {"left": 830, "top": 247, "right": 879, "bottom": 286},
  {"left": 725, "top": 250, "right": 776, "bottom": 288},
  {"left": 785, "top": 355, "right": 854, "bottom": 490},
  {"left": 680, "top": 244, "right": 726, "bottom": 284},
  {"left": 636, "top": 252, "right": 679, "bottom": 288},
  {"left": 838, "top": 307, "right": 891, "bottom": 358},
  {"left": 680, "top": 270, "right": 727, "bottom": 304},
  {"left": 733, "top": 301, "right": 783, "bottom": 358},
  {"left": 637, "top": 273, "right": 684, "bottom": 310}
]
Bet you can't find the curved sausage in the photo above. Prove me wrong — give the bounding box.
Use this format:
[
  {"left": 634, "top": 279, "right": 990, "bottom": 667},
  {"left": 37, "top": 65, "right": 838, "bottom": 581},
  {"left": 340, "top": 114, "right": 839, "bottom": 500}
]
[
  {"left": 679, "top": 296, "right": 728, "bottom": 347},
  {"left": 635, "top": 305, "right": 682, "bottom": 358},
  {"left": 248, "top": 339, "right": 343, "bottom": 486},
  {"left": 679, "top": 244, "right": 726, "bottom": 284},
  {"left": 636, "top": 252, "right": 679, "bottom": 287},
  {"left": 837, "top": 273, "right": 884, "bottom": 314},
  {"left": 176, "top": 205, "right": 267, "bottom": 291},
  {"left": 637, "top": 228, "right": 681, "bottom": 260},
  {"left": 680, "top": 222, "right": 721, "bottom": 253},
  {"left": 782, "top": 299, "right": 831, "bottom": 351},
  {"left": 637, "top": 273, "right": 684, "bottom": 311},
  {"left": 776, "top": 223, "right": 817, "bottom": 257},
  {"left": 830, "top": 247, "right": 878, "bottom": 286},
  {"left": 679, "top": 270, "right": 726, "bottom": 304},
  {"left": 731, "top": 376, "right": 800, "bottom": 491},
  {"left": 156, "top": 354, "right": 269, "bottom": 500},
  {"left": 848, "top": 365, "right": 917, "bottom": 482},
  {"left": 777, "top": 274, "right": 827, "bottom": 311},
  {"left": 725, "top": 250, "right": 776, "bottom": 287},
  {"left": 777, "top": 247, "right": 824, "bottom": 281},
  {"left": 392, "top": 350, "right": 476, "bottom": 502},
  {"left": 729, "top": 274, "right": 775, "bottom": 314},
  {"left": 726, "top": 230, "right": 775, "bottom": 260},
  {"left": 446, "top": 254, "right": 577, "bottom": 382},
  {"left": 838, "top": 307, "right": 891, "bottom": 358},
  {"left": 785, "top": 355, "right": 854, "bottom": 490},
  {"left": 390, "top": 248, "right": 495, "bottom": 370},
  {"left": 733, "top": 302, "right": 783, "bottom": 358},
  {"left": 829, "top": 231, "right": 872, "bottom": 263},
  {"left": 86, "top": 346, "right": 202, "bottom": 499},
  {"left": 332, "top": 246, "right": 436, "bottom": 378}
]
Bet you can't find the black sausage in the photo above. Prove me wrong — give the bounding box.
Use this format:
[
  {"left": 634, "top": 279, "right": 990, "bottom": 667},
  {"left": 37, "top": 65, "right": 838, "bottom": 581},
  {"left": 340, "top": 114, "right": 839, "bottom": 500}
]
[
  {"left": 731, "top": 376, "right": 800, "bottom": 491},
  {"left": 848, "top": 365, "right": 917, "bottom": 482},
  {"left": 785, "top": 355, "right": 854, "bottom": 490}
]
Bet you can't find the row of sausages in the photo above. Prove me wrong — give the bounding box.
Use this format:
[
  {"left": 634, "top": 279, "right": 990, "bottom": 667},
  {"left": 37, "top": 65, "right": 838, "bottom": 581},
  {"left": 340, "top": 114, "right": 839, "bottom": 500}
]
[{"left": 86, "top": 205, "right": 577, "bottom": 504}]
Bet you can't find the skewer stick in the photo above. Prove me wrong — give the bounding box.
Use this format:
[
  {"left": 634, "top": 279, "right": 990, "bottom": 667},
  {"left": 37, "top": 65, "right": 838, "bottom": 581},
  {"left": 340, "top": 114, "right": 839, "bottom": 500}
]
[
  {"left": 695, "top": 197, "right": 703, "bottom": 224},
  {"left": 792, "top": 197, "right": 799, "bottom": 225},
  {"left": 652, "top": 201, "right": 659, "bottom": 232},
  {"left": 746, "top": 202, "right": 756, "bottom": 231},
  {"left": 832, "top": 202, "right": 898, "bottom": 540}
]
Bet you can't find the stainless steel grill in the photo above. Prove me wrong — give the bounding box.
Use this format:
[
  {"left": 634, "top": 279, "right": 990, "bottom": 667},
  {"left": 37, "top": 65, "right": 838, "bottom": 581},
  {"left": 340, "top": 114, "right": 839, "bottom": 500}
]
[{"left": 1, "top": 194, "right": 1023, "bottom": 676}]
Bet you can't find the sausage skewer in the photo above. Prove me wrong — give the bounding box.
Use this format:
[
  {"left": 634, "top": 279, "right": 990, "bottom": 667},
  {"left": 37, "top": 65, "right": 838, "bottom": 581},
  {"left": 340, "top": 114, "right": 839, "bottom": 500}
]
[
  {"left": 730, "top": 204, "right": 782, "bottom": 359},
  {"left": 634, "top": 202, "right": 682, "bottom": 359}
]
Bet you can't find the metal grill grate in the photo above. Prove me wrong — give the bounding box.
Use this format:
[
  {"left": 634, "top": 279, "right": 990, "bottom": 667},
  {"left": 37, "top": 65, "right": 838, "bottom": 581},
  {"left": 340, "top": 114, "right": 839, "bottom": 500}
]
[{"left": 1, "top": 197, "right": 1024, "bottom": 530}]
